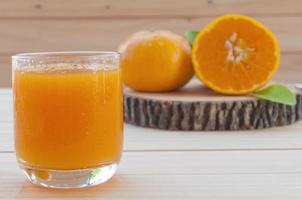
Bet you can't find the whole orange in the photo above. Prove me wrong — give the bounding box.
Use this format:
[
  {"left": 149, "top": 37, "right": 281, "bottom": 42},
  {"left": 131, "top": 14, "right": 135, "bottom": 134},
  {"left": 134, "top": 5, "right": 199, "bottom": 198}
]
[{"left": 118, "top": 30, "right": 193, "bottom": 92}]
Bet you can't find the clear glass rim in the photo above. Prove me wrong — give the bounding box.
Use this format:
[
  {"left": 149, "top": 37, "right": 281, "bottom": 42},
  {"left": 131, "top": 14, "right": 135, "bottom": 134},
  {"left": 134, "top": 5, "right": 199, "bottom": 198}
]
[{"left": 12, "top": 51, "right": 120, "bottom": 60}]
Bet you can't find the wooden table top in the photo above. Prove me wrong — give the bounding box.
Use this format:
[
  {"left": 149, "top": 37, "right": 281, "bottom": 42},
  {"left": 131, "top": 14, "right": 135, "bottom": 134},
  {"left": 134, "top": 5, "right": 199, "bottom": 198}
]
[{"left": 1, "top": 88, "right": 302, "bottom": 199}]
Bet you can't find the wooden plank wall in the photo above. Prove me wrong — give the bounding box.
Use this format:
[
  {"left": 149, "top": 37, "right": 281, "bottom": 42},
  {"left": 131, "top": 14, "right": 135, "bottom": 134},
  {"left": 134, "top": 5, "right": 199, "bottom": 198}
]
[{"left": 0, "top": 0, "right": 301, "bottom": 87}]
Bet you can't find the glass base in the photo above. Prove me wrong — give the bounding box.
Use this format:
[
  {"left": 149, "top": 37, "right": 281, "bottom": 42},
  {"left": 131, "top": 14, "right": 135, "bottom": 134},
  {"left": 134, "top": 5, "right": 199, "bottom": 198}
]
[{"left": 19, "top": 161, "right": 118, "bottom": 188}]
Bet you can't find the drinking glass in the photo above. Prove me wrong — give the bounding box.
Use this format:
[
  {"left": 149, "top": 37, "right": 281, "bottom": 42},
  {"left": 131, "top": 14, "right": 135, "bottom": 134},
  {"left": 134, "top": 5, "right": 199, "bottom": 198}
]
[{"left": 12, "top": 51, "right": 123, "bottom": 188}]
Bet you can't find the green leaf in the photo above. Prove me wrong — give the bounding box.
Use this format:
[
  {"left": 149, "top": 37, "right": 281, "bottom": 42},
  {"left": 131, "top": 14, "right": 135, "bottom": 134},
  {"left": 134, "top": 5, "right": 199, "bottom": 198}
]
[
  {"left": 185, "top": 30, "right": 199, "bottom": 45},
  {"left": 252, "top": 84, "right": 297, "bottom": 106}
]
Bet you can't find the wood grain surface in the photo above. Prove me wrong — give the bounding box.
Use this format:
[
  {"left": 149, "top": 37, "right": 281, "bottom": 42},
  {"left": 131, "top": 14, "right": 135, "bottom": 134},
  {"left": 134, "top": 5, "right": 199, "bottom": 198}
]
[
  {"left": 2, "top": 89, "right": 302, "bottom": 199},
  {"left": 123, "top": 80, "right": 302, "bottom": 130},
  {"left": 0, "top": 0, "right": 301, "bottom": 17},
  {"left": 0, "top": 17, "right": 300, "bottom": 53},
  {"left": 0, "top": 0, "right": 301, "bottom": 87}
]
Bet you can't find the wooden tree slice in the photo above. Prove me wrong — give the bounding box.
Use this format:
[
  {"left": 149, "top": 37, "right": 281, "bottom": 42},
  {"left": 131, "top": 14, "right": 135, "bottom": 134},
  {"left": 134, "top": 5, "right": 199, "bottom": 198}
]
[{"left": 124, "top": 79, "right": 302, "bottom": 131}]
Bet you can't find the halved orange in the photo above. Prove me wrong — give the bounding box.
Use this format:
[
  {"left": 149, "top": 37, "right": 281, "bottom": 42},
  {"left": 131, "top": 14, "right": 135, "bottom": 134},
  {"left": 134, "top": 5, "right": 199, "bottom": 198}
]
[{"left": 192, "top": 14, "right": 280, "bottom": 95}]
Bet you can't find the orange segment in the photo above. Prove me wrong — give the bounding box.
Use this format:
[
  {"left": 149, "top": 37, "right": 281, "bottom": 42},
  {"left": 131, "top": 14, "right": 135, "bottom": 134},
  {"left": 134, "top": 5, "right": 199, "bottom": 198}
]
[{"left": 192, "top": 14, "right": 280, "bottom": 95}]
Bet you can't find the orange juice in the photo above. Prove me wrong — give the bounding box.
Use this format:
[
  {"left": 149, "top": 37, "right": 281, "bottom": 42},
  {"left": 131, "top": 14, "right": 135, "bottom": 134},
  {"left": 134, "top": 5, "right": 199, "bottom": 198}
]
[{"left": 14, "top": 68, "right": 123, "bottom": 170}]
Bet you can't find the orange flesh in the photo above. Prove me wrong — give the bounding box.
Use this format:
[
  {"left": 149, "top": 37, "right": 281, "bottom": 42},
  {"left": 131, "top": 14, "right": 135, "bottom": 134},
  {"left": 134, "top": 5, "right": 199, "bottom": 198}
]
[
  {"left": 14, "top": 68, "right": 123, "bottom": 170},
  {"left": 193, "top": 15, "right": 280, "bottom": 94}
]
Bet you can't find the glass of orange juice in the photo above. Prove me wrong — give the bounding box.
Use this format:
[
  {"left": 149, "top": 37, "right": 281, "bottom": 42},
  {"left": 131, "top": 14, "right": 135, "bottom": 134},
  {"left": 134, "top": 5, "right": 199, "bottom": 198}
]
[{"left": 12, "top": 51, "right": 123, "bottom": 188}]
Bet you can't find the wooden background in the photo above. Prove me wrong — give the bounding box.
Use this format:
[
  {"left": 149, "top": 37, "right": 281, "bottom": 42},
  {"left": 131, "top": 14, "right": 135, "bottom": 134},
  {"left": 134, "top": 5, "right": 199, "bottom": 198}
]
[{"left": 0, "top": 0, "right": 301, "bottom": 87}]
